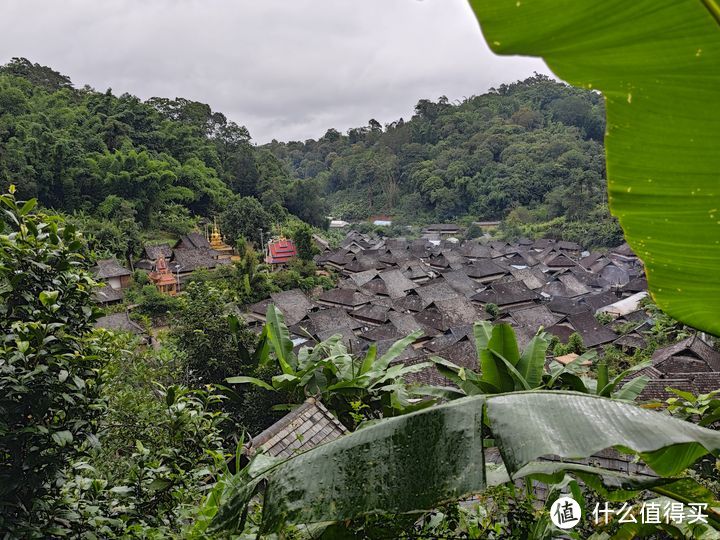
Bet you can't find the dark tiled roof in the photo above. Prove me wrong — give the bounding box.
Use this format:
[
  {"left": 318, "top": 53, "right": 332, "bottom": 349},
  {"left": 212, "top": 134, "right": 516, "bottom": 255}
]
[
  {"left": 633, "top": 373, "right": 720, "bottom": 403},
  {"left": 379, "top": 269, "right": 417, "bottom": 298},
  {"left": 144, "top": 243, "right": 173, "bottom": 261},
  {"left": 545, "top": 253, "right": 577, "bottom": 268},
  {"left": 95, "top": 312, "right": 145, "bottom": 334},
  {"left": 387, "top": 311, "right": 431, "bottom": 336},
  {"left": 247, "top": 300, "right": 272, "bottom": 322},
  {"left": 466, "top": 260, "right": 507, "bottom": 279},
  {"left": 269, "top": 289, "right": 313, "bottom": 326},
  {"left": 583, "top": 291, "right": 620, "bottom": 311},
  {"left": 247, "top": 398, "right": 348, "bottom": 459},
  {"left": 612, "top": 242, "right": 636, "bottom": 257},
  {"left": 532, "top": 238, "right": 555, "bottom": 250},
  {"left": 548, "top": 297, "right": 591, "bottom": 316},
  {"left": 416, "top": 281, "right": 461, "bottom": 306},
  {"left": 651, "top": 335, "right": 720, "bottom": 372},
  {"left": 509, "top": 267, "right": 546, "bottom": 290},
  {"left": 176, "top": 232, "right": 211, "bottom": 250},
  {"left": 460, "top": 242, "right": 491, "bottom": 259},
  {"left": 485, "top": 280, "right": 540, "bottom": 307},
  {"left": 439, "top": 338, "right": 477, "bottom": 367},
  {"left": 317, "top": 288, "right": 372, "bottom": 308},
  {"left": 308, "top": 307, "right": 362, "bottom": 334},
  {"left": 546, "top": 323, "right": 576, "bottom": 343},
  {"left": 392, "top": 292, "right": 426, "bottom": 313},
  {"left": 351, "top": 303, "right": 390, "bottom": 325},
  {"left": 566, "top": 311, "right": 617, "bottom": 348},
  {"left": 94, "top": 285, "right": 125, "bottom": 304},
  {"left": 360, "top": 323, "right": 406, "bottom": 342},
  {"left": 172, "top": 248, "right": 221, "bottom": 271},
  {"left": 600, "top": 264, "right": 631, "bottom": 287},
  {"left": 93, "top": 258, "right": 131, "bottom": 279},
  {"left": 622, "top": 276, "right": 648, "bottom": 293},
  {"left": 613, "top": 333, "right": 648, "bottom": 350},
  {"left": 441, "top": 270, "right": 479, "bottom": 297},
  {"left": 433, "top": 297, "right": 486, "bottom": 327},
  {"left": 579, "top": 252, "right": 605, "bottom": 270},
  {"left": 325, "top": 250, "right": 354, "bottom": 267},
  {"left": 415, "top": 307, "right": 450, "bottom": 333},
  {"left": 556, "top": 241, "right": 581, "bottom": 251},
  {"left": 509, "top": 305, "right": 559, "bottom": 329},
  {"left": 359, "top": 277, "right": 389, "bottom": 296},
  {"left": 349, "top": 269, "right": 378, "bottom": 287},
  {"left": 542, "top": 274, "right": 591, "bottom": 298}
]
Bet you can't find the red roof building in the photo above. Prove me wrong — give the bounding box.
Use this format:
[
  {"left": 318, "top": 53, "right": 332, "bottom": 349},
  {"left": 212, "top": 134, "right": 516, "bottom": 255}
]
[{"left": 265, "top": 238, "right": 298, "bottom": 266}]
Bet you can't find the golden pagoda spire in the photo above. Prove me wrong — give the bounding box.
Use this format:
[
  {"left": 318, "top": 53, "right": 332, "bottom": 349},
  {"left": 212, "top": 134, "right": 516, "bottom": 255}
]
[
  {"left": 209, "top": 217, "right": 237, "bottom": 260},
  {"left": 210, "top": 218, "right": 222, "bottom": 244}
]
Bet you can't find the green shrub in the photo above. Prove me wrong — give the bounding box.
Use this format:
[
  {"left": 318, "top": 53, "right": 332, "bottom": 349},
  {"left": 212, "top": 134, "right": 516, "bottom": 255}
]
[{"left": 0, "top": 188, "right": 108, "bottom": 534}]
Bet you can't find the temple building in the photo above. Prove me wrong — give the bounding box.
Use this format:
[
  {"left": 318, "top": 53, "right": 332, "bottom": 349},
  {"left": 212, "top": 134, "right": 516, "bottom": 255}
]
[
  {"left": 208, "top": 219, "right": 237, "bottom": 261},
  {"left": 149, "top": 255, "right": 178, "bottom": 295},
  {"left": 265, "top": 237, "right": 298, "bottom": 269}
]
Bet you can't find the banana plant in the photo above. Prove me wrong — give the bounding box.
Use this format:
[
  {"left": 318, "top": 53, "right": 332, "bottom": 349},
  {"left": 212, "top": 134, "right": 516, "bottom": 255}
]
[
  {"left": 227, "top": 305, "right": 433, "bottom": 425},
  {"left": 207, "top": 391, "right": 720, "bottom": 535},
  {"left": 466, "top": 0, "right": 720, "bottom": 337},
  {"left": 425, "top": 321, "right": 649, "bottom": 401}
]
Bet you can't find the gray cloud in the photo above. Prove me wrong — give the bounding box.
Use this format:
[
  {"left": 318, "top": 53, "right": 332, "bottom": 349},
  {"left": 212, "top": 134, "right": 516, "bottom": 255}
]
[{"left": 1, "top": 0, "right": 550, "bottom": 143}]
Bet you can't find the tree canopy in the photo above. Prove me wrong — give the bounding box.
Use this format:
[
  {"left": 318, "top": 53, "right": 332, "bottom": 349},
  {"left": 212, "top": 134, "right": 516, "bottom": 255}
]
[
  {"left": 0, "top": 58, "right": 328, "bottom": 251},
  {"left": 266, "top": 74, "right": 613, "bottom": 238}
]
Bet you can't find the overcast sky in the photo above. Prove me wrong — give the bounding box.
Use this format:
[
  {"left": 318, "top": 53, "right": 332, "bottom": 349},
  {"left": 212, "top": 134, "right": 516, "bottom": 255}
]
[{"left": 1, "top": 0, "right": 549, "bottom": 143}]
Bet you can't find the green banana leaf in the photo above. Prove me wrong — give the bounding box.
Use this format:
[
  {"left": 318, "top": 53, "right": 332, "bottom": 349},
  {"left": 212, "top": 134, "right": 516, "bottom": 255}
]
[
  {"left": 265, "top": 304, "right": 295, "bottom": 373},
  {"left": 515, "top": 331, "right": 548, "bottom": 389},
  {"left": 210, "top": 391, "right": 720, "bottom": 534},
  {"left": 486, "top": 392, "right": 720, "bottom": 477},
  {"left": 467, "top": 0, "right": 720, "bottom": 336},
  {"left": 212, "top": 394, "right": 488, "bottom": 533}
]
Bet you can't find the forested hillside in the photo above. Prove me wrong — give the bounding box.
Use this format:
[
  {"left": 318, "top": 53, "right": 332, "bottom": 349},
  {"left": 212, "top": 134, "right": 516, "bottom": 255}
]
[
  {"left": 0, "top": 58, "right": 327, "bottom": 248},
  {"left": 0, "top": 60, "right": 621, "bottom": 251},
  {"left": 266, "top": 74, "right": 621, "bottom": 246}
]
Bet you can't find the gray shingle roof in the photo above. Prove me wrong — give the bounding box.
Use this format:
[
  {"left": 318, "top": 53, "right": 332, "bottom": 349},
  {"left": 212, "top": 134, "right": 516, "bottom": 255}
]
[
  {"left": 379, "top": 269, "right": 417, "bottom": 298},
  {"left": 651, "top": 335, "right": 720, "bottom": 372},
  {"left": 317, "top": 288, "right": 372, "bottom": 308},
  {"left": 95, "top": 312, "right": 145, "bottom": 334},
  {"left": 247, "top": 398, "right": 348, "bottom": 459},
  {"left": 509, "top": 267, "right": 546, "bottom": 290},
  {"left": 583, "top": 291, "right": 620, "bottom": 311},
  {"left": 93, "top": 258, "right": 131, "bottom": 279},
  {"left": 416, "top": 281, "right": 461, "bottom": 306},
  {"left": 466, "top": 259, "right": 507, "bottom": 280},
  {"left": 143, "top": 243, "right": 172, "bottom": 261},
  {"left": 509, "top": 305, "right": 560, "bottom": 329},
  {"left": 308, "top": 307, "right": 362, "bottom": 334},
  {"left": 548, "top": 297, "right": 590, "bottom": 316},
  {"left": 566, "top": 311, "right": 617, "bottom": 347},
  {"left": 93, "top": 285, "right": 125, "bottom": 304},
  {"left": 476, "top": 280, "right": 540, "bottom": 307},
  {"left": 542, "top": 273, "right": 591, "bottom": 298},
  {"left": 349, "top": 269, "right": 379, "bottom": 287},
  {"left": 269, "top": 289, "right": 313, "bottom": 326},
  {"left": 351, "top": 303, "right": 390, "bottom": 325},
  {"left": 175, "top": 232, "right": 211, "bottom": 250},
  {"left": 172, "top": 248, "right": 221, "bottom": 271}
]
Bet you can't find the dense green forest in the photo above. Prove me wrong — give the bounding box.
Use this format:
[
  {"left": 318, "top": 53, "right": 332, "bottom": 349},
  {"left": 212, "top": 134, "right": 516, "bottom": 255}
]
[
  {"left": 0, "top": 59, "right": 621, "bottom": 251},
  {"left": 0, "top": 58, "right": 327, "bottom": 257},
  {"left": 267, "top": 74, "right": 622, "bottom": 246}
]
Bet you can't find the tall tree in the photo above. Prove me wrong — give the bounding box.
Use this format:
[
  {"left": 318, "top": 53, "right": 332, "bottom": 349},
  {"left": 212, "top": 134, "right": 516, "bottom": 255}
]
[{"left": 219, "top": 196, "right": 274, "bottom": 247}]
